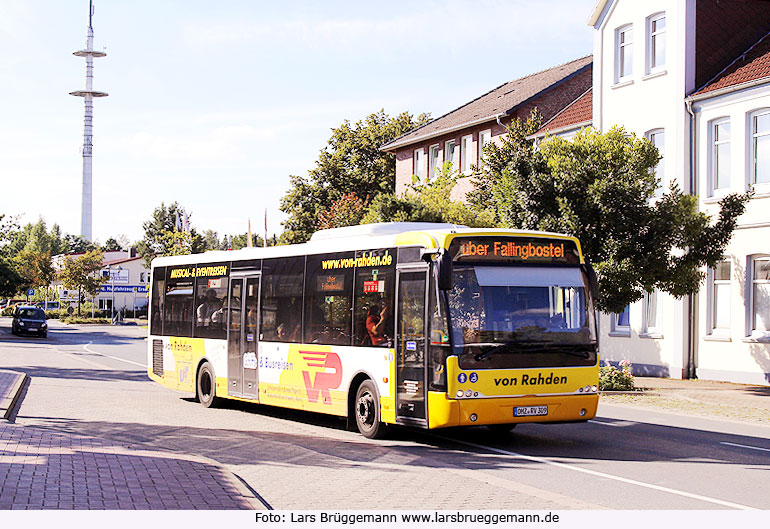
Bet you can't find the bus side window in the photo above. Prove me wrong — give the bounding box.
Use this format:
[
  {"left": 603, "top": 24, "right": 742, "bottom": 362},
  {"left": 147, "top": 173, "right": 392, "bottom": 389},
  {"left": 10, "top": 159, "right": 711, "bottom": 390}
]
[
  {"left": 163, "top": 268, "right": 194, "bottom": 338},
  {"left": 150, "top": 267, "right": 165, "bottom": 336},
  {"left": 353, "top": 248, "right": 395, "bottom": 347},
  {"left": 261, "top": 257, "right": 304, "bottom": 342},
  {"left": 304, "top": 253, "right": 354, "bottom": 346},
  {"left": 193, "top": 263, "right": 229, "bottom": 340}
]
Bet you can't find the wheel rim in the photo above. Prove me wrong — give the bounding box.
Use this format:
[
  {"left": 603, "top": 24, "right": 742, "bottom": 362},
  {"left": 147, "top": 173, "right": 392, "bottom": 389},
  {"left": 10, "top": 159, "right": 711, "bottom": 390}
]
[{"left": 356, "top": 389, "right": 375, "bottom": 430}]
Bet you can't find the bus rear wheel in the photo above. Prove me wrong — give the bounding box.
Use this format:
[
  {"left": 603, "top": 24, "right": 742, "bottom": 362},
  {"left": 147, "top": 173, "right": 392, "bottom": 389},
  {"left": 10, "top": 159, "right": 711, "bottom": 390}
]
[
  {"left": 354, "top": 380, "right": 387, "bottom": 439},
  {"left": 197, "top": 362, "right": 218, "bottom": 408}
]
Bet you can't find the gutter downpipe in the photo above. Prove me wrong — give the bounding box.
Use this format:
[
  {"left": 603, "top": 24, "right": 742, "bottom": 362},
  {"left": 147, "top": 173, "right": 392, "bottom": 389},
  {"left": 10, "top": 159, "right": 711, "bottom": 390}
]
[{"left": 685, "top": 98, "right": 697, "bottom": 380}]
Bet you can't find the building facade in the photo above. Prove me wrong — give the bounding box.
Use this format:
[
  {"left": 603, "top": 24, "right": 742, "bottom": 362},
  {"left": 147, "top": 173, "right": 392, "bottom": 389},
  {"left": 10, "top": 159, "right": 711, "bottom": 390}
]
[
  {"left": 381, "top": 56, "right": 593, "bottom": 200},
  {"left": 380, "top": 0, "right": 770, "bottom": 385},
  {"left": 590, "top": 0, "right": 770, "bottom": 385},
  {"left": 53, "top": 249, "right": 150, "bottom": 316}
]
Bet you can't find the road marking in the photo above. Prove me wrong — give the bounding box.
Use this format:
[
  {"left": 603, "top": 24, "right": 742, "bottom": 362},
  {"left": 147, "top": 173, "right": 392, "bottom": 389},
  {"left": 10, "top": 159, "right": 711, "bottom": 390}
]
[
  {"left": 82, "top": 342, "right": 146, "bottom": 368},
  {"left": 435, "top": 435, "right": 758, "bottom": 510},
  {"left": 590, "top": 419, "right": 636, "bottom": 427},
  {"left": 720, "top": 442, "right": 770, "bottom": 453}
]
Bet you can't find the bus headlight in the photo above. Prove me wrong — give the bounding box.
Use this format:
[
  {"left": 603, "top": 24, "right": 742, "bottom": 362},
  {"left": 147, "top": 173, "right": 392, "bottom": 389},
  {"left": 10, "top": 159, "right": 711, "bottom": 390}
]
[
  {"left": 591, "top": 385, "right": 598, "bottom": 393},
  {"left": 456, "top": 390, "right": 464, "bottom": 398},
  {"left": 579, "top": 408, "right": 587, "bottom": 417},
  {"left": 465, "top": 389, "right": 473, "bottom": 397},
  {"left": 469, "top": 413, "right": 478, "bottom": 422}
]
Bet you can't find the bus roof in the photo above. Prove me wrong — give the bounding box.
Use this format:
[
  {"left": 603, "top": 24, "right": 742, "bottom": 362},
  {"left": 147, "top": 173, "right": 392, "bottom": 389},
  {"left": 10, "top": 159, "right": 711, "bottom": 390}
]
[{"left": 151, "top": 223, "right": 583, "bottom": 267}]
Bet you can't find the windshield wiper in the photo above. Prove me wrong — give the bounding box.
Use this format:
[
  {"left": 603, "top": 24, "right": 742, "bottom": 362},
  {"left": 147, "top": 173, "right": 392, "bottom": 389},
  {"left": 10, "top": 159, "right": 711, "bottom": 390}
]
[
  {"left": 473, "top": 342, "right": 526, "bottom": 361},
  {"left": 473, "top": 342, "right": 594, "bottom": 362}
]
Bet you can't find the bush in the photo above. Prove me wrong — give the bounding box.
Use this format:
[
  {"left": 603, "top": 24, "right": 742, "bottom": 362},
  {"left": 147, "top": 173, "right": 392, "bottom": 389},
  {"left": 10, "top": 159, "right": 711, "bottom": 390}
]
[
  {"left": 60, "top": 317, "right": 111, "bottom": 325},
  {"left": 599, "top": 360, "right": 635, "bottom": 391}
]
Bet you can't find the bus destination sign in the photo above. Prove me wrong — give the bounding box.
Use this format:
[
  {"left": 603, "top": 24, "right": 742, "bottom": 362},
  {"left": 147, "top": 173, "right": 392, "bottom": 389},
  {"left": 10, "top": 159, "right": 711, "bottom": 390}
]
[{"left": 449, "top": 237, "right": 580, "bottom": 265}]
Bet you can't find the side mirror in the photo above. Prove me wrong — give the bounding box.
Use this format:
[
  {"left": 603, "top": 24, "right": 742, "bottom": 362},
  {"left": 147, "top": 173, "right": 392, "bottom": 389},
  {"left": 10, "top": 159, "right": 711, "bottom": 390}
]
[
  {"left": 582, "top": 262, "right": 599, "bottom": 300},
  {"left": 435, "top": 251, "right": 453, "bottom": 291}
]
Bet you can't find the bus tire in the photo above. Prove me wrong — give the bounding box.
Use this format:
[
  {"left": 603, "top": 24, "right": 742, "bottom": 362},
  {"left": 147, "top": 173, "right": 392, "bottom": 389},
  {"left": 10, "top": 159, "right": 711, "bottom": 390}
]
[
  {"left": 197, "top": 362, "right": 218, "bottom": 408},
  {"left": 354, "top": 379, "right": 387, "bottom": 439}
]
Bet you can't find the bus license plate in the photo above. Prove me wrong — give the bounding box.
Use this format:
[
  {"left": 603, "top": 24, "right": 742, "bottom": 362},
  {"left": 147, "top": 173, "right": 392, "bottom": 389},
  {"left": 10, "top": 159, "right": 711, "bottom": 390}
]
[{"left": 514, "top": 405, "right": 548, "bottom": 417}]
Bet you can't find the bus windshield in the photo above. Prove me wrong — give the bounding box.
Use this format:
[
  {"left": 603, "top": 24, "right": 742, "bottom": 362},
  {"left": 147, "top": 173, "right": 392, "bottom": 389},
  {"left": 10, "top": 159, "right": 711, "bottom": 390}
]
[{"left": 447, "top": 266, "right": 597, "bottom": 369}]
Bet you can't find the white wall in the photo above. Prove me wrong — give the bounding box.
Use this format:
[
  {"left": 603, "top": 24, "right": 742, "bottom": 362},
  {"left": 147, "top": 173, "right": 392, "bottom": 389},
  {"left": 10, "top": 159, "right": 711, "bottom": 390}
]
[
  {"left": 592, "top": 0, "right": 696, "bottom": 378},
  {"left": 693, "top": 84, "right": 770, "bottom": 385}
]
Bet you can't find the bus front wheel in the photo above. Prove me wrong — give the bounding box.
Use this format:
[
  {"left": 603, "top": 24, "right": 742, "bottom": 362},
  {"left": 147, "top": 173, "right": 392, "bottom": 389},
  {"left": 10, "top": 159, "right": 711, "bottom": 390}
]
[
  {"left": 354, "top": 380, "right": 387, "bottom": 439},
  {"left": 197, "top": 362, "right": 218, "bottom": 408}
]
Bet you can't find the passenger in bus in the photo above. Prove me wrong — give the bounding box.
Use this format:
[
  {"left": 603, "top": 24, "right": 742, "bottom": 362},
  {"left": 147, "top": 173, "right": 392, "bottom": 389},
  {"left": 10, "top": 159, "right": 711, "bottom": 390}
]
[
  {"left": 196, "top": 289, "right": 222, "bottom": 326},
  {"left": 365, "top": 301, "right": 392, "bottom": 346},
  {"left": 276, "top": 321, "right": 300, "bottom": 342}
]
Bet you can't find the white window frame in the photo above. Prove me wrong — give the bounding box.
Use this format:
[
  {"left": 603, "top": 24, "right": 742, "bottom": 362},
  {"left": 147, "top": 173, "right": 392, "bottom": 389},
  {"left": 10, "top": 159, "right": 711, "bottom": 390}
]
[
  {"left": 641, "top": 289, "right": 662, "bottom": 337},
  {"left": 478, "top": 129, "right": 491, "bottom": 165},
  {"left": 460, "top": 134, "right": 473, "bottom": 175},
  {"left": 615, "top": 24, "right": 633, "bottom": 83},
  {"left": 445, "top": 139, "right": 458, "bottom": 172},
  {"left": 429, "top": 144, "right": 440, "bottom": 179},
  {"left": 646, "top": 13, "right": 666, "bottom": 74},
  {"left": 706, "top": 259, "right": 732, "bottom": 338},
  {"left": 747, "top": 255, "right": 770, "bottom": 339},
  {"left": 645, "top": 128, "right": 665, "bottom": 195},
  {"left": 609, "top": 304, "right": 631, "bottom": 336},
  {"left": 709, "top": 118, "right": 731, "bottom": 196},
  {"left": 749, "top": 108, "right": 770, "bottom": 191},
  {"left": 413, "top": 148, "right": 425, "bottom": 180}
]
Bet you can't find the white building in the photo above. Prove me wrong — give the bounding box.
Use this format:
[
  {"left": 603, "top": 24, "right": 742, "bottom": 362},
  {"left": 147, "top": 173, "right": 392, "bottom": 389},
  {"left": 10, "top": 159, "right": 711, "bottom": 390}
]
[
  {"left": 53, "top": 249, "right": 150, "bottom": 316},
  {"left": 96, "top": 255, "right": 150, "bottom": 316},
  {"left": 589, "top": 0, "right": 770, "bottom": 384}
]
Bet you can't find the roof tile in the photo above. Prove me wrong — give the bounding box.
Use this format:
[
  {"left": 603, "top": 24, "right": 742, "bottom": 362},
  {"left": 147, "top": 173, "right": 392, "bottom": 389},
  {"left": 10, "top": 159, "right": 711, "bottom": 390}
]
[{"left": 382, "top": 56, "right": 592, "bottom": 149}]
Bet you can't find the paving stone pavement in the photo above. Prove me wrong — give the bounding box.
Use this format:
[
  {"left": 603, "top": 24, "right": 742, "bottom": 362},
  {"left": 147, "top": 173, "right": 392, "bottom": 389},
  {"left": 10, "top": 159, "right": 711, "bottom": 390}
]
[
  {"left": 0, "top": 370, "right": 263, "bottom": 510},
  {"left": 2, "top": 365, "right": 769, "bottom": 510}
]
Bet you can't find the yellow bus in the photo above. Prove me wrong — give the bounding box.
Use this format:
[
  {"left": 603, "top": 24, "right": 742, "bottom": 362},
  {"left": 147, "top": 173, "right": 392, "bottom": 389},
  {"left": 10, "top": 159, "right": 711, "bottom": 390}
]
[{"left": 147, "top": 223, "right": 599, "bottom": 438}]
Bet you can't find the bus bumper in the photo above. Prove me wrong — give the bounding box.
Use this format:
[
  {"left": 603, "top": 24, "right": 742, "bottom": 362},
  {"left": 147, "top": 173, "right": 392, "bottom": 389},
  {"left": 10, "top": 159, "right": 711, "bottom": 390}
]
[{"left": 427, "top": 391, "right": 599, "bottom": 429}]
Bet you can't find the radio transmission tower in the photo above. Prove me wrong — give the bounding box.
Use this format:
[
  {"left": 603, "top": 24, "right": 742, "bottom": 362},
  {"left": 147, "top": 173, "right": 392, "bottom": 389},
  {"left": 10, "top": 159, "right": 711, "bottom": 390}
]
[{"left": 70, "top": 0, "right": 108, "bottom": 241}]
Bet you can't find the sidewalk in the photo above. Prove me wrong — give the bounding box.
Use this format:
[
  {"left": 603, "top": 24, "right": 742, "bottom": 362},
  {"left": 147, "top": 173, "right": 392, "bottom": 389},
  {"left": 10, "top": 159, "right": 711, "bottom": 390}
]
[
  {"left": 602, "top": 376, "right": 770, "bottom": 423},
  {"left": 0, "top": 369, "right": 264, "bottom": 510}
]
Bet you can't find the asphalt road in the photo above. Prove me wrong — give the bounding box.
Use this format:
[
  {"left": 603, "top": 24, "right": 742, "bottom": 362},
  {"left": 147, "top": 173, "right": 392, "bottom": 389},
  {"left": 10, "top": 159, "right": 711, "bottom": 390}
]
[{"left": 1, "top": 318, "right": 769, "bottom": 510}]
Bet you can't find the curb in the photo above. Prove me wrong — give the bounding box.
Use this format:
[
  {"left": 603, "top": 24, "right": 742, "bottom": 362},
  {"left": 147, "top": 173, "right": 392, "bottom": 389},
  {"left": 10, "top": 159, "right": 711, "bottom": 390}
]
[
  {"left": 600, "top": 390, "right": 661, "bottom": 396},
  {"left": 0, "top": 370, "right": 28, "bottom": 421}
]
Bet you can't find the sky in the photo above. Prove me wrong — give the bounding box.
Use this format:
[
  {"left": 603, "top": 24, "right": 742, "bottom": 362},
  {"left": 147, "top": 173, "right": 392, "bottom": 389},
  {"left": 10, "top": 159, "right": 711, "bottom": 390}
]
[{"left": 0, "top": 0, "right": 596, "bottom": 245}]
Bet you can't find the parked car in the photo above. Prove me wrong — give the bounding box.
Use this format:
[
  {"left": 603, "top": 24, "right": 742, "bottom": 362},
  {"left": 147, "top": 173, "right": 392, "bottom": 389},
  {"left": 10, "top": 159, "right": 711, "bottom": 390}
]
[{"left": 11, "top": 306, "right": 48, "bottom": 338}]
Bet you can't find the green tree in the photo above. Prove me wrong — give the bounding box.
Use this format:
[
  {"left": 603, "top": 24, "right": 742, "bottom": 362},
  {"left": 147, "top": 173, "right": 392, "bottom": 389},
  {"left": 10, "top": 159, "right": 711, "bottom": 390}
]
[
  {"left": 318, "top": 193, "right": 370, "bottom": 230},
  {"left": 0, "top": 258, "right": 23, "bottom": 298},
  {"left": 362, "top": 163, "right": 495, "bottom": 227},
  {"left": 102, "top": 237, "right": 123, "bottom": 252},
  {"left": 136, "top": 202, "right": 203, "bottom": 267},
  {"left": 13, "top": 251, "right": 55, "bottom": 299},
  {"left": 471, "top": 116, "right": 751, "bottom": 313},
  {"left": 58, "top": 249, "right": 105, "bottom": 316},
  {"left": 60, "top": 234, "right": 98, "bottom": 254},
  {"left": 280, "top": 109, "right": 430, "bottom": 243}
]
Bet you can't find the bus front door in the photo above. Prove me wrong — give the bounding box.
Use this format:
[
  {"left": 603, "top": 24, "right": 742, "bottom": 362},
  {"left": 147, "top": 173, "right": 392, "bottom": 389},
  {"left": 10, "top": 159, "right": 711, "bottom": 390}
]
[
  {"left": 395, "top": 267, "right": 428, "bottom": 425},
  {"left": 227, "top": 274, "right": 260, "bottom": 400}
]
